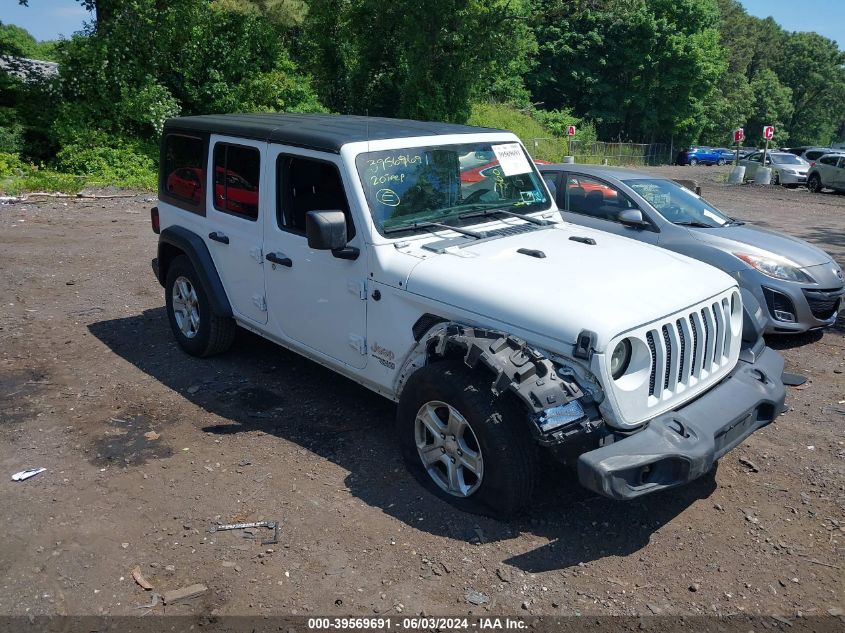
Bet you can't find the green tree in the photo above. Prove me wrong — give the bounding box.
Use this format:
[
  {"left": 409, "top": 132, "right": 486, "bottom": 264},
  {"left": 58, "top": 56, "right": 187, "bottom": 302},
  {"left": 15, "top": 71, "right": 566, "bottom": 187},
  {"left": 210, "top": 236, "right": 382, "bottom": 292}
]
[
  {"left": 746, "top": 68, "right": 793, "bottom": 145},
  {"left": 0, "top": 22, "right": 59, "bottom": 60},
  {"left": 302, "top": 0, "right": 535, "bottom": 121},
  {"left": 774, "top": 32, "right": 845, "bottom": 145},
  {"left": 528, "top": 0, "right": 726, "bottom": 144}
]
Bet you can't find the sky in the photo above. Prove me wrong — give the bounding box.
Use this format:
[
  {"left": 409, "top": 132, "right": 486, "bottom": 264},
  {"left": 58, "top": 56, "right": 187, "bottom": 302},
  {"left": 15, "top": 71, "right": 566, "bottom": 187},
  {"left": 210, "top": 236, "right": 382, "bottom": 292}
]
[{"left": 1, "top": 0, "right": 843, "bottom": 46}]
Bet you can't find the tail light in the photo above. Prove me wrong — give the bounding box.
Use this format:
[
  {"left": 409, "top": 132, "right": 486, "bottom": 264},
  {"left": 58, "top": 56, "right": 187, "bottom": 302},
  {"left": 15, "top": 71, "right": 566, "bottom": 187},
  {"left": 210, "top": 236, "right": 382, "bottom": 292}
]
[
  {"left": 809, "top": 162, "right": 816, "bottom": 167},
  {"left": 151, "top": 206, "right": 160, "bottom": 234}
]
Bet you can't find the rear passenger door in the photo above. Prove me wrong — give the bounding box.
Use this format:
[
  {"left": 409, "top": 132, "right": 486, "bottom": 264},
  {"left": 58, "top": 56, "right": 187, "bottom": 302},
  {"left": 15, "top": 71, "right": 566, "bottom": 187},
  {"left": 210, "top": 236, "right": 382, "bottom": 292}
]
[
  {"left": 558, "top": 173, "right": 658, "bottom": 244},
  {"left": 205, "top": 136, "right": 268, "bottom": 325}
]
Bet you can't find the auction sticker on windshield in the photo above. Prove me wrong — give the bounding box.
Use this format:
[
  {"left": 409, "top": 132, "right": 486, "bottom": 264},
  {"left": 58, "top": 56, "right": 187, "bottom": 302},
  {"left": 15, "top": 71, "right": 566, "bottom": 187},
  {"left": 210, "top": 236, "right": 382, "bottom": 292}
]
[{"left": 491, "top": 143, "right": 532, "bottom": 176}]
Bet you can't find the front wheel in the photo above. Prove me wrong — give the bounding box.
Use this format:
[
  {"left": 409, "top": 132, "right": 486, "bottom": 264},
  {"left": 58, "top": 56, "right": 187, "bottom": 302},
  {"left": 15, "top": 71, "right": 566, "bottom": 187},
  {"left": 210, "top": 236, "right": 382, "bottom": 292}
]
[
  {"left": 165, "top": 255, "right": 236, "bottom": 357},
  {"left": 397, "top": 361, "right": 537, "bottom": 518},
  {"left": 772, "top": 171, "right": 780, "bottom": 186},
  {"left": 807, "top": 174, "right": 822, "bottom": 193},
  {"left": 717, "top": 158, "right": 726, "bottom": 166}
]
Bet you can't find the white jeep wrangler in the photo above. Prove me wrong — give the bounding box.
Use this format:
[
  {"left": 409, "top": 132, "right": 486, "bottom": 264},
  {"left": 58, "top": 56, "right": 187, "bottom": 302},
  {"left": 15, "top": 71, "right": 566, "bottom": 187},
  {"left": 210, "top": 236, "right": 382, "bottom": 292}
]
[{"left": 151, "top": 113, "right": 786, "bottom": 517}]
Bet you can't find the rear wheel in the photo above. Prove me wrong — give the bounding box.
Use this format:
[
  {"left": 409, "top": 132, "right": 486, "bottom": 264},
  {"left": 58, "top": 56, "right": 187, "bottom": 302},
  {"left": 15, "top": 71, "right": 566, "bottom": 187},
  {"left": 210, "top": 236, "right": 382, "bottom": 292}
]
[
  {"left": 689, "top": 158, "right": 699, "bottom": 166},
  {"left": 397, "top": 361, "right": 537, "bottom": 518},
  {"left": 165, "top": 255, "right": 236, "bottom": 357},
  {"left": 807, "top": 174, "right": 822, "bottom": 193}
]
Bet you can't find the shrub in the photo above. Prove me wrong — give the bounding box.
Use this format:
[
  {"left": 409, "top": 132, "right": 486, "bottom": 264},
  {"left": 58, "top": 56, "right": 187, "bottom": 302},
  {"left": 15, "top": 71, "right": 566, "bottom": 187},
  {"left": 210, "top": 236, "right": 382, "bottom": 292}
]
[{"left": 54, "top": 143, "right": 157, "bottom": 190}]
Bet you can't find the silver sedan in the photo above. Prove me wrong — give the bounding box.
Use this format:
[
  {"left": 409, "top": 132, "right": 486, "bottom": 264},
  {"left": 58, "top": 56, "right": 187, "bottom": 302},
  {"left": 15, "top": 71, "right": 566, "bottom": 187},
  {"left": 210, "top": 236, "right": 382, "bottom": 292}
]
[
  {"left": 539, "top": 164, "right": 844, "bottom": 335},
  {"left": 740, "top": 151, "right": 810, "bottom": 186}
]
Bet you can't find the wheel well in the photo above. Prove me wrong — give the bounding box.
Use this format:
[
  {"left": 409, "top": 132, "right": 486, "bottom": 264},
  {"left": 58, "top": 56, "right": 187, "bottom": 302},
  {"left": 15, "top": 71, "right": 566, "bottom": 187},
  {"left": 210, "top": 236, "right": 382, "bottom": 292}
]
[{"left": 157, "top": 242, "right": 185, "bottom": 285}]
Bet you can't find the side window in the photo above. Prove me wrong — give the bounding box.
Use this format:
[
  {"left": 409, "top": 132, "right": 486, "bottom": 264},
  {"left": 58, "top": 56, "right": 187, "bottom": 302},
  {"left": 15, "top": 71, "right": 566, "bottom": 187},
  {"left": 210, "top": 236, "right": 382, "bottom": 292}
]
[
  {"left": 564, "top": 174, "right": 637, "bottom": 222},
  {"left": 212, "top": 143, "right": 260, "bottom": 221},
  {"left": 819, "top": 156, "right": 836, "bottom": 166},
  {"left": 542, "top": 174, "right": 557, "bottom": 201},
  {"left": 276, "top": 156, "right": 356, "bottom": 240},
  {"left": 837, "top": 157, "right": 845, "bottom": 168},
  {"left": 748, "top": 153, "right": 761, "bottom": 163},
  {"left": 162, "top": 134, "right": 206, "bottom": 213}
]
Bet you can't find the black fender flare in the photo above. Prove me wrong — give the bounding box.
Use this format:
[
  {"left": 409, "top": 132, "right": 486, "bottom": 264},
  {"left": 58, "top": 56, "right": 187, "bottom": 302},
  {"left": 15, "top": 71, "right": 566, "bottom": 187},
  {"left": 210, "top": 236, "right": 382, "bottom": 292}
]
[
  {"left": 157, "top": 225, "right": 233, "bottom": 318},
  {"left": 427, "top": 324, "right": 583, "bottom": 414}
]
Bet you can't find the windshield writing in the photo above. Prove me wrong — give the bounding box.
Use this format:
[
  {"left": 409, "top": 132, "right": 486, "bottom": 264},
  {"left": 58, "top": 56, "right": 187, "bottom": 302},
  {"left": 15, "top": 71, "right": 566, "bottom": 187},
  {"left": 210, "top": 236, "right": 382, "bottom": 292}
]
[{"left": 356, "top": 142, "right": 551, "bottom": 234}]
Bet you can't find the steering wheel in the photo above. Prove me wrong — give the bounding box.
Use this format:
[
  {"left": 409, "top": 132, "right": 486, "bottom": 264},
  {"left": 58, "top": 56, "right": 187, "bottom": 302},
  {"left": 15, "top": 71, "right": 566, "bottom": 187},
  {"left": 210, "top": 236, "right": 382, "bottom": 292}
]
[
  {"left": 661, "top": 204, "right": 685, "bottom": 222},
  {"left": 460, "top": 188, "right": 491, "bottom": 205}
]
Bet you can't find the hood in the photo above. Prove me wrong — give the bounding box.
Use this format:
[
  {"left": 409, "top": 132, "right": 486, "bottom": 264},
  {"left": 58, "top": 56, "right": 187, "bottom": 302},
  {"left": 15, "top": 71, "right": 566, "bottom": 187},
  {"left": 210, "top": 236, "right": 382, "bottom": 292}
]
[
  {"left": 403, "top": 224, "right": 736, "bottom": 351},
  {"left": 689, "top": 224, "right": 831, "bottom": 268}
]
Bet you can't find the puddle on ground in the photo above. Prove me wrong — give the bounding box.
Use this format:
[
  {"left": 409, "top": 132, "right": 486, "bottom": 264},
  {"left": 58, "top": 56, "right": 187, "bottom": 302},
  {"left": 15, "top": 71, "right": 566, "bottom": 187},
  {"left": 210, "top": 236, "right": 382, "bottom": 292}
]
[{"left": 90, "top": 413, "right": 173, "bottom": 466}]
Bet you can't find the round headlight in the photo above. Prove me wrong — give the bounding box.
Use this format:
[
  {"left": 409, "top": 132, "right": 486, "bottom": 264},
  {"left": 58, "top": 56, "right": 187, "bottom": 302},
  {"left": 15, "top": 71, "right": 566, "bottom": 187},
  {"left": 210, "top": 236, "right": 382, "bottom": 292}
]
[{"left": 610, "top": 339, "right": 632, "bottom": 380}]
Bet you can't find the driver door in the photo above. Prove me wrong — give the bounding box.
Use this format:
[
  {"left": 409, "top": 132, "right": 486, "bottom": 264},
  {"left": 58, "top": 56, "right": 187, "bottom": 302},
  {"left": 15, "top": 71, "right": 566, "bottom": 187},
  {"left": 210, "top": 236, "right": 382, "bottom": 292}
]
[
  {"left": 558, "top": 173, "right": 658, "bottom": 244},
  {"left": 262, "top": 147, "right": 369, "bottom": 369}
]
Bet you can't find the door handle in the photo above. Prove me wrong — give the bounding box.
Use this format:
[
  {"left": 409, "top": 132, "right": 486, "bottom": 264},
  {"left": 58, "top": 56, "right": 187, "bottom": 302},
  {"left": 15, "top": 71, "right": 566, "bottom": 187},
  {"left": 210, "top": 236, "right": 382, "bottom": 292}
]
[
  {"left": 266, "top": 252, "right": 292, "bottom": 268},
  {"left": 208, "top": 231, "right": 229, "bottom": 244}
]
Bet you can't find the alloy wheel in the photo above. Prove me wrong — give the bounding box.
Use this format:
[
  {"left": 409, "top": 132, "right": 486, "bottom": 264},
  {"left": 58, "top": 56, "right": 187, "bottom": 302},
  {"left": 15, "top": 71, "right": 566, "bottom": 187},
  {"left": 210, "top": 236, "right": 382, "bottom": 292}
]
[
  {"left": 414, "top": 401, "right": 484, "bottom": 498},
  {"left": 172, "top": 276, "right": 200, "bottom": 339}
]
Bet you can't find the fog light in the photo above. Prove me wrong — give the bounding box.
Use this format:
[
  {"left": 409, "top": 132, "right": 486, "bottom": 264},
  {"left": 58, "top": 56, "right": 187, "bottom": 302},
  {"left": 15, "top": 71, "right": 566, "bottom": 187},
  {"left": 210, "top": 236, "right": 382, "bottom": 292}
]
[
  {"left": 773, "top": 310, "right": 795, "bottom": 322},
  {"left": 535, "top": 400, "right": 585, "bottom": 433}
]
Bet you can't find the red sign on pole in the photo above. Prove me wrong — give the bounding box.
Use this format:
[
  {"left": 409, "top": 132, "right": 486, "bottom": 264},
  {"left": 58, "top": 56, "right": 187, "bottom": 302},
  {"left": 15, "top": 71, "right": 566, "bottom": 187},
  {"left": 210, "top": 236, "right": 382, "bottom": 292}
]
[
  {"left": 763, "top": 125, "right": 775, "bottom": 140},
  {"left": 566, "top": 125, "right": 576, "bottom": 136},
  {"left": 733, "top": 128, "right": 745, "bottom": 143}
]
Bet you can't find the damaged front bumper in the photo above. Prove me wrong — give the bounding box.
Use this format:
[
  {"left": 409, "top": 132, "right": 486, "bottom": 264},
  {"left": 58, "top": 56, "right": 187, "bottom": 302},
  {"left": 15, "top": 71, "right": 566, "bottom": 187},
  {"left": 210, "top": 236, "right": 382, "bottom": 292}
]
[{"left": 577, "top": 345, "right": 786, "bottom": 500}]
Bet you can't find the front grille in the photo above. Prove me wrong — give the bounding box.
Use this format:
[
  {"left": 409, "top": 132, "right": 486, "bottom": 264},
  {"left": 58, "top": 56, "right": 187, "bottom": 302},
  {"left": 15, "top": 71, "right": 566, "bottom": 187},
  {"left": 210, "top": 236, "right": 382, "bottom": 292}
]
[
  {"left": 646, "top": 298, "right": 734, "bottom": 399},
  {"left": 803, "top": 288, "right": 843, "bottom": 320}
]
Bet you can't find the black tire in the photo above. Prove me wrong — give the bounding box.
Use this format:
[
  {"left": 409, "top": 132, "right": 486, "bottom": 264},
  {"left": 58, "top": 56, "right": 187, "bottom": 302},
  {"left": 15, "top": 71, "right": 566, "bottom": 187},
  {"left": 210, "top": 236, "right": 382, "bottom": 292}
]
[
  {"left": 807, "top": 174, "right": 822, "bottom": 193},
  {"left": 717, "top": 158, "right": 726, "bottom": 166},
  {"left": 772, "top": 171, "right": 780, "bottom": 186},
  {"left": 689, "top": 158, "right": 698, "bottom": 166},
  {"left": 165, "top": 254, "right": 236, "bottom": 357},
  {"left": 397, "top": 361, "right": 538, "bottom": 519}
]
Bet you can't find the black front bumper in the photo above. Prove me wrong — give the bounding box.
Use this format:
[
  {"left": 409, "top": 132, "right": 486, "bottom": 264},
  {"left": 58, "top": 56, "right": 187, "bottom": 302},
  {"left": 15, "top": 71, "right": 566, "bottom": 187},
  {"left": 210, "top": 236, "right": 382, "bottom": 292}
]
[{"left": 577, "top": 346, "right": 786, "bottom": 500}]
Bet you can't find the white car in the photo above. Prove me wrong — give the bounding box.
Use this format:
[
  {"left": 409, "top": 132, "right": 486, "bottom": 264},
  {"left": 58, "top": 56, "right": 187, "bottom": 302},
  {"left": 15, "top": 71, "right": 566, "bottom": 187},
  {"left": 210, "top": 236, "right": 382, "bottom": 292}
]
[
  {"left": 807, "top": 153, "right": 845, "bottom": 193},
  {"left": 151, "top": 114, "right": 786, "bottom": 517}
]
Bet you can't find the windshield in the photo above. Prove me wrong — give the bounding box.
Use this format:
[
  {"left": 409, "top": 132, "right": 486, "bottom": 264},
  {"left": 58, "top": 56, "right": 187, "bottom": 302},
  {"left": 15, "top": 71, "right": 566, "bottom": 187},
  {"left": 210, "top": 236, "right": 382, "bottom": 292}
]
[
  {"left": 355, "top": 142, "right": 551, "bottom": 235},
  {"left": 771, "top": 153, "right": 806, "bottom": 165},
  {"left": 624, "top": 178, "right": 732, "bottom": 228}
]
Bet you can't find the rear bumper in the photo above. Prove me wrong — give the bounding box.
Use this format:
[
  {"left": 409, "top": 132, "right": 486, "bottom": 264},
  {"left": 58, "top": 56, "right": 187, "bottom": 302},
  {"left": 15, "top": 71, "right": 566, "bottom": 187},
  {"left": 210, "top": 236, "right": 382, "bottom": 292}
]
[{"left": 577, "top": 346, "right": 786, "bottom": 500}]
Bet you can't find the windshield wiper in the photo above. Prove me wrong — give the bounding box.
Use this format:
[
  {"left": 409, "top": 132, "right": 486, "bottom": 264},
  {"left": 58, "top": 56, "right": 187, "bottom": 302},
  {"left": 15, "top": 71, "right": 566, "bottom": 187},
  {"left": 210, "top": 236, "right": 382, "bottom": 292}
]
[
  {"left": 383, "top": 221, "right": 487, "bottom": 239},
  {"left": 674, "top": 221, "right": 715, "bottom": 228},
  {"left": 457, "top": 207, "right": 553, "bottom": 226},
  {"left": 724, "top": 218, "right": 745, "bottom": 226}
]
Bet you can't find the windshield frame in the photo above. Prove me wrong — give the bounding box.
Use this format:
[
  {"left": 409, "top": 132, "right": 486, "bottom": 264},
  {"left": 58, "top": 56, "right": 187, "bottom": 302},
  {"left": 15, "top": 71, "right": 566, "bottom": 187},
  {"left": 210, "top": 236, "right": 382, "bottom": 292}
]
[
  {"left": 352, "top": 138, "right": 553, "bottom": 239},
  {"left": 623, "top": 177, "right": 734, "bottom": 228}
]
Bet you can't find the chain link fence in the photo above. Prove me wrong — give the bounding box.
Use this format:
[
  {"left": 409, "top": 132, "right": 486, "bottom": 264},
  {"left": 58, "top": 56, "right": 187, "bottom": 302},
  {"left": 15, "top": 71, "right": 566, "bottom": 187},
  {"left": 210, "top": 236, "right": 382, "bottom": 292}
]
[{"left": 530, "top": 138, "right": 673, "bottom": 166}]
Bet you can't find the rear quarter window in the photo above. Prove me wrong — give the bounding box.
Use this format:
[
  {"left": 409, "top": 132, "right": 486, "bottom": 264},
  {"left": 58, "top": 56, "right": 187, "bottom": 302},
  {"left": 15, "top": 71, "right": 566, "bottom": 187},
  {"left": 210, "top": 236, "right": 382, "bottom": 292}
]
[{"left": 160, "top": 133, "right": 208, "bottom": 214}]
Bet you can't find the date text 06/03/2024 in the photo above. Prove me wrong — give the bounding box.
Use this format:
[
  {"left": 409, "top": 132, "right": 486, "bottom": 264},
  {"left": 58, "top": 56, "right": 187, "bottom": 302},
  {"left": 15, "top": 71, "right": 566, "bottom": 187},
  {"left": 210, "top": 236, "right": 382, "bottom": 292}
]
[{"left": 307, "top": 617, "right": 527, "bottom": 630}]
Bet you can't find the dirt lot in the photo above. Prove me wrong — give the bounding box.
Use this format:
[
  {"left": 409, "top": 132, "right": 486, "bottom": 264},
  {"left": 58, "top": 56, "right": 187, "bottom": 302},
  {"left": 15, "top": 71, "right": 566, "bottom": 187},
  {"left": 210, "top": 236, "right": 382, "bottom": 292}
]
[{"left": 0, "top": 166, "right": 843, "bottom": 620}]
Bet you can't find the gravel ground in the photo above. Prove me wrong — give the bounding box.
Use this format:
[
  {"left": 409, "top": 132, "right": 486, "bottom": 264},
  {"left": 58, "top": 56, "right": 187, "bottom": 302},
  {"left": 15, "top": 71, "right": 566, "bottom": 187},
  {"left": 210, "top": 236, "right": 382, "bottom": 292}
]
[{"left": 0, "top": 166, "right": 843, "bottom": 621}]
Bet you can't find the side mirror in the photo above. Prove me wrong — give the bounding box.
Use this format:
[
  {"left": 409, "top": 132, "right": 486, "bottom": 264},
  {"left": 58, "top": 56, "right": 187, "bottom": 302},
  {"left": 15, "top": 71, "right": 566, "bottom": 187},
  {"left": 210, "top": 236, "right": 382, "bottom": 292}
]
[
  {"left": 618, "top": 208, "right": 648, "bottom": 229},
  {"left": 305, "top": 210, "right": 359, "bottom": 260}
]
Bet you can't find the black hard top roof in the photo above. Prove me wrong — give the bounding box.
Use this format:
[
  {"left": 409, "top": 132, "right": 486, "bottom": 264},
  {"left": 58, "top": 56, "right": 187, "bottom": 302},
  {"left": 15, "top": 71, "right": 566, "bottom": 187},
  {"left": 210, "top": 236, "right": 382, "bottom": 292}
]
[{"left": 163, "top": 113, "right": 504, "bottom": 153}]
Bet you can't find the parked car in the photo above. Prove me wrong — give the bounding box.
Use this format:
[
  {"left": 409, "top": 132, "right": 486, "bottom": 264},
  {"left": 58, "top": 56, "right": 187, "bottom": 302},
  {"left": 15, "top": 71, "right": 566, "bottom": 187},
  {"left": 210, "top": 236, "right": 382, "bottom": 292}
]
[
  {"left": 739, "top": 151, "right": 810, "bottom": 186},
  {"left": 677, "top": 147, "right": 725, "bottom": 166},
  {"left": 798, "top": 147, "right": 843, "bottom": 163},
  {"left": 539, "top": 164, "right": 844, "bottom": 335},
  {"left": 807, "top": 153, "right": 845, "bottom": 193},
  {"left": 151, "top": 113, "right": 787, "bottom": 516},
  {"left": 713, "top": 147, "right": 741, "bottom": 163}
]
